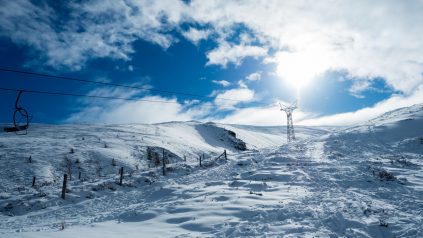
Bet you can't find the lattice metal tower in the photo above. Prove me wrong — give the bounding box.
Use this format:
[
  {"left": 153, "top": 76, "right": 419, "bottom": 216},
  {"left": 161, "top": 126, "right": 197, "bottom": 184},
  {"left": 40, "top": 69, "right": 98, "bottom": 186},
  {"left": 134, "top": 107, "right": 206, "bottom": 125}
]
[{"left": 280, "top": 102, "right": 297, "bottom": 142}]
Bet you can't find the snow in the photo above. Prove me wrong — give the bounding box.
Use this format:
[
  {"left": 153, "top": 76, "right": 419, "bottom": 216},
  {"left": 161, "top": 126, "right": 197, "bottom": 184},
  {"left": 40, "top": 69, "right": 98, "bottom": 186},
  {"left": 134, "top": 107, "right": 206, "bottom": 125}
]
[{"left": 0, "top": 105, "right": 423, "bottom": 237}]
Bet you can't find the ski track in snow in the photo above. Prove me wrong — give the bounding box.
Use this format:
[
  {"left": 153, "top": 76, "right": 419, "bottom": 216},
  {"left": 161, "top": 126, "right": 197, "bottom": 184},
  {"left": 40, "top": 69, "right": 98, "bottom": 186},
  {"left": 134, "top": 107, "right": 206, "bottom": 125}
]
[{"left": 0, "top": 108, "right": 423, "bottom": 237}]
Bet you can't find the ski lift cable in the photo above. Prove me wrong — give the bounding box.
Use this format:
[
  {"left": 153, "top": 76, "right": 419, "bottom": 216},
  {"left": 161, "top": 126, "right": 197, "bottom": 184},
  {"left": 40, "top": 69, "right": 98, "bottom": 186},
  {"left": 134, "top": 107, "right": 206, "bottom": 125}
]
[
  {"left": 0, "top": 67, "right": 259, "bottom": 103},
  {"left": 0, "top": 87, "right": 188, "bottom": 104},
  {"left": 0, "top": 86, "right": 266, "bottom": 109}
]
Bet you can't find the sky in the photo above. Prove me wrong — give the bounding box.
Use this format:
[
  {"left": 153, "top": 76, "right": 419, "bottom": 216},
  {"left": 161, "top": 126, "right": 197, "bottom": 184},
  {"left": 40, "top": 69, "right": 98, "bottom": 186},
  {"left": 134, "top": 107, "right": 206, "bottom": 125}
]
[{"left": 0, "top": 0, "right": 423, "bottom": 126}]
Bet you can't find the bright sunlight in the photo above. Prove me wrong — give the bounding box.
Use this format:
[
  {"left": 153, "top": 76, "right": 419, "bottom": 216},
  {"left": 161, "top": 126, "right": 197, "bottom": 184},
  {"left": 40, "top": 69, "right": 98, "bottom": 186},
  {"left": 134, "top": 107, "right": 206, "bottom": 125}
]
[{"left": 275, "top": 46, "right": 331, "bottom": 92}]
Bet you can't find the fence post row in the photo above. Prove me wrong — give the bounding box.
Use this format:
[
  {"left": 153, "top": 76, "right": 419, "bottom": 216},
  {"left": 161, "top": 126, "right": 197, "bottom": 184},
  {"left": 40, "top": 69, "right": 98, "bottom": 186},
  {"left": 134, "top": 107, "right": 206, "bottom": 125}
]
[
  {"left": 54, "top": 149, "right": 229, "bottom": 194},
  {"left": 119, "top": 167, "right": 123, "bottom": 186},
  {"left": 162, "top": 149, "right": 166, "bottom": 176},
  {"left": 61, "top": 174, "right": 67, "bottom": 199}
]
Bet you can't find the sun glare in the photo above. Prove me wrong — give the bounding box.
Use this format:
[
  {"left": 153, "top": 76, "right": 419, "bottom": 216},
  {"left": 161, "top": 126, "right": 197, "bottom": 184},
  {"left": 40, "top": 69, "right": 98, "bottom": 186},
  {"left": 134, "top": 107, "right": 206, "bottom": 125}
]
[{"left": 276, "top": 47, "right": 330, "bottom": 92}]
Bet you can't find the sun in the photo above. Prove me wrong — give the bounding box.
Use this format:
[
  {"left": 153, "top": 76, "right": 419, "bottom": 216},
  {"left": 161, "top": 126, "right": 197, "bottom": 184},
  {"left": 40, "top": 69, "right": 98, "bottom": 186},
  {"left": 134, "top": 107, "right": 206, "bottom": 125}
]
[
  {"left": 275, "top": 47, "right": 330, "bottom": 91},
  {"left": 277, "top": 54, "right": 313, "bottom": 90}
]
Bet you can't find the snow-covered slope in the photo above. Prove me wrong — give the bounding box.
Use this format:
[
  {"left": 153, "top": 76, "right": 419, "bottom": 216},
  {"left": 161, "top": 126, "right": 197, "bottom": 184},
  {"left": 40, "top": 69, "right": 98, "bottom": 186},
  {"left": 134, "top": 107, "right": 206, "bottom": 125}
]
[
  {"left": 330, "top": 103, "right": 423, "bottom": 153},
  {"left": 0, "top": 121, "right": 329, "bottom": 195},
  {"left": 0, "top": 105, "right": 422, "bottom": 237},
  {"left": 218, "top": 123, "right": 331, "bottom": 149}
]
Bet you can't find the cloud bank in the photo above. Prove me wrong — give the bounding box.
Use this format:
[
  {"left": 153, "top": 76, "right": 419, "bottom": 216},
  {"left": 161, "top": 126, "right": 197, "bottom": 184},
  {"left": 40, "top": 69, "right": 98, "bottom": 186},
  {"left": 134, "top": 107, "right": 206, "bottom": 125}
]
[
  {"left": 2, "top": 0, "right": 423, "bottom": 126},
  {"left": 3, "top": 0, "right": 422, "bottom": 93}
]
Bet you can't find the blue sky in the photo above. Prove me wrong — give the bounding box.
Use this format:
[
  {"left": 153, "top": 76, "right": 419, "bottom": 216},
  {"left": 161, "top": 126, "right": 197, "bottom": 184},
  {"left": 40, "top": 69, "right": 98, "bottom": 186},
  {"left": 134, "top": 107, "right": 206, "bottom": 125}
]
[{"left": 0, "top": 0, "right": 422, "bottom": 126}]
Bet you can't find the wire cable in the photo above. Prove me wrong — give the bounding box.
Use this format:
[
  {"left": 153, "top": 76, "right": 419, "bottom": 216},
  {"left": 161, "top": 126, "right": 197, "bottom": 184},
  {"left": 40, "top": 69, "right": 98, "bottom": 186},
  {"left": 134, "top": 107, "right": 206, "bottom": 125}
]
[
  {"left": 0, "top": 87, "right": 186, "bottom": 104},
  {"left": 0, "top": 86, "right": 268, "bottom": 109},
  {"left": 0, "top": 67, "right": 246, "bottom": 102}
]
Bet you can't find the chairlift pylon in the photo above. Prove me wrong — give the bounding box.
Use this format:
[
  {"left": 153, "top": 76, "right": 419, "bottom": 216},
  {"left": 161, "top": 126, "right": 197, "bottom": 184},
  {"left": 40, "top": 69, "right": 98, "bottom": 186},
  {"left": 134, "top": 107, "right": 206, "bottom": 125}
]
[
  {"left": 279, "top": 101, "right": 297, "bottom": 143},
  {"left": 4, "top": 90, "right": 30, "bottom": 134}
]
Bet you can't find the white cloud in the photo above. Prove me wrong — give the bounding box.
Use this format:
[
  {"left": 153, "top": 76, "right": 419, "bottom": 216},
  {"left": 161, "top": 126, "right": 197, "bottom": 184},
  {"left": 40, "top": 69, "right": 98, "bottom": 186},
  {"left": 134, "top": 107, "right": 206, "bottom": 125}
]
[
  {"left": 212, "top": 80, "right": 231, "bottom": 87},
  {"left": 346, "top": 79, "right": 393, "bottom": 98},
  {"left": 206, "top": 42, "right": 268, "bottom": 68},
  {"left": 66, "top": 87, "right": 210, "bottom": 124},
  {"left": 3, "top": 0, "right": 423, "bottom": 125},
  {"left": 0, "top": 0, "right": 185, "bottom": 70},
  {"left": 348, "top": 80, "right": 372, "bottom": 98},
  {"left": 215, "top": 103, "right": 311, "bottom": 126},
  {"left": 187, "top": 0, "right": 423, "bottom": 94},
  {"left": 214, "top": 87, "right": 255, "bottom": 109},
  {"left": 215, "top": 86, "right": 423, "bottom": 127},
  {"left": 238, "top": 80, "right": 247, "bottom": 89},
  {"left": 182, "top": 27, "right": 211, "bottom": 45},
  {"left": 66, "top": 83, "right": 423, "bottom": 127},
  {"left": 246, "top": 72, "right": 262, "bottom": 81},
  {"left": 67, "top": 96, "right": 191, "bottom": 124},
  {"left": 298, "top": 85, "right": 423, "bottom": 126},
  {"left": 4, "top": 1, "right": 423, "bottom": 95}
]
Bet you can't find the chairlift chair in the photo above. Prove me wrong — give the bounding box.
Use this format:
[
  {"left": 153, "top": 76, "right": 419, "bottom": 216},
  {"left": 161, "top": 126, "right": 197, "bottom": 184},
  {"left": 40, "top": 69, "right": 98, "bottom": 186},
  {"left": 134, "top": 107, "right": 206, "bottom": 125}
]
[{"left": 4, "top": 90, "right": 30, "bottom": 134}]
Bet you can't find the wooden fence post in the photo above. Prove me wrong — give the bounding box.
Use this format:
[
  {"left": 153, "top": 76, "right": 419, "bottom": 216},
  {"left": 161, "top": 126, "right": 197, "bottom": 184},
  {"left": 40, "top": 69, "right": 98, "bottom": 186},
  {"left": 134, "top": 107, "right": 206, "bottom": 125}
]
[
  {"left": 61, "top": 174, "right": 67, "bottom": 199},
  {"left": 78, "top": 171, "right": 81, "bottom": 180},
  {"left": 32, "top": 176, "right": 36, "bottom": 187},
  {"left": 224, "top": 150, "right": 227, "bottom": 160},
  {"left": 119, "top": 167, "right": 123, "bottom": 186},
  {"left": 162, "top": 149, "right": 166, "bottom": 176},
  {"left": 199, "top": 155, "right": 202, "bottom": 167}
]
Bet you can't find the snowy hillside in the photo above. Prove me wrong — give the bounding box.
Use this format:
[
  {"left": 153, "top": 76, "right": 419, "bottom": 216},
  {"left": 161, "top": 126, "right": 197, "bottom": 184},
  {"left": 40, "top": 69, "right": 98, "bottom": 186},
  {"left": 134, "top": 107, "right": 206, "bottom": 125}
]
[
  {"left": 333, "top": 103, "right": 423, "bottom": 152},
  {"left": 0, "top": 122, "right": 329, "bottom": 197},
  {"left": 0, "top": 105, "right": 422, "bottom": 237},
  {"left": 217, "top": 123, "right": 332, "bottom": 149}
]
